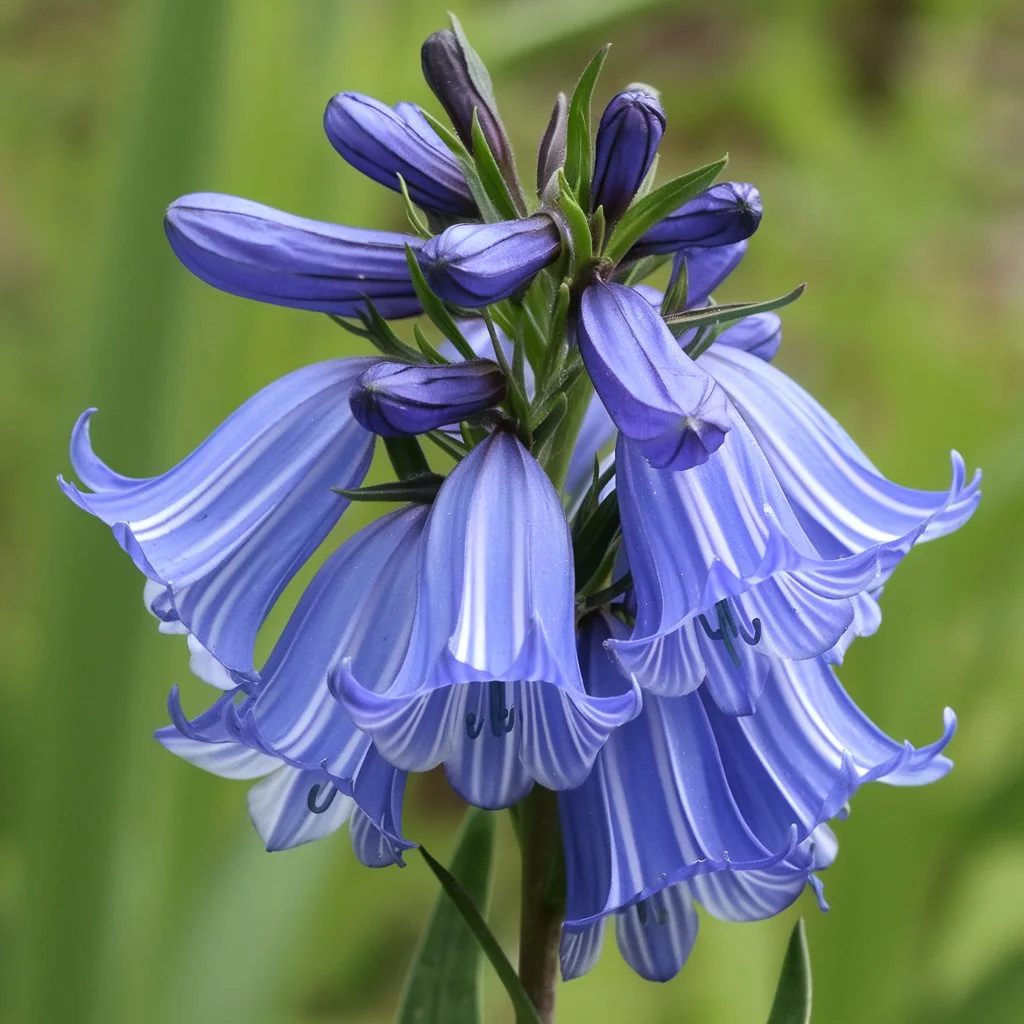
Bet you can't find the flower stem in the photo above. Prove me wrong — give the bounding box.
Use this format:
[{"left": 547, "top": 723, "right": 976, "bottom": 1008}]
[{"left": 517, "top": 786, "right": 565, "bottom": 1024}]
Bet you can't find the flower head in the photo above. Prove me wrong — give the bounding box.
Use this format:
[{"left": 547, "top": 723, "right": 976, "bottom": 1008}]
[
  {"left": 60, "top": 359, "right": 376, "bottom": 680},
  {"left": 558, "top": 612, "right": 954, "bottom": 980},
  {"left": 335, "top": 431, "right": 640, "bottom": 807}
]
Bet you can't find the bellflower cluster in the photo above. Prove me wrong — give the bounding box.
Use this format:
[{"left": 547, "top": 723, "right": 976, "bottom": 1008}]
[{"left": 62, "top": 18, "right": 980, "bottom": 994}]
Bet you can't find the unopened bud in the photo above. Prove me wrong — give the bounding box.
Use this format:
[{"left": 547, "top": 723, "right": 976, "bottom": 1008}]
[{"left": 349, "top": 359, "right": 506, "bottom": 436}]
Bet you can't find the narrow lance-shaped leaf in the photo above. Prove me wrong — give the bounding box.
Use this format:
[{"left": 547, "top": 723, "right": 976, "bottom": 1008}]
[
  {"left": 563, "top": 45, "right": 610, "bottom": 203},
  {"left": 404, "top": 245, "right": 478, "bottom": 361},
  {"left": 407, "top": 812, "right": 544, "bottom": 1024},
  {"left": 766, "top": 919, "right": 812, "bottom": 1024},
  {"left": 396, "top": 809, "right": 497, "bottom": 1024},
  {"left": 674, "top": 284, "right": 806, "bottom": 358},
  {"left": 603, "top": 155, "right": 727, "bottom": 263}
]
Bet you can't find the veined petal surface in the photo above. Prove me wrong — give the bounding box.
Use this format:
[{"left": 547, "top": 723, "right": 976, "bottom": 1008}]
[
  {"left": 335, "top": 432, "right": 640, "bottom": 804},
  {"left": 578, "top": 281, "right": 731, "bottom": 471},
  {"left": 609, "top": 418, "right": 924, "bottom": 711},
  {"left": 165, "top": 192, "right": 423, "bottom": 318},
  {"left": 324, "top": 92, "right": 475, "bottom": 215},
  {"left": 60, "top": 359, "right": 376, "bottom": 680},
  {"left": 704, "top": 344, "right": 981, "bottom": 559}
]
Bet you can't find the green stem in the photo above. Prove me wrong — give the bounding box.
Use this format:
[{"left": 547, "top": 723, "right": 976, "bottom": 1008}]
[{"left": 517, "top": 787, "right": 565, "bottom": 1024}]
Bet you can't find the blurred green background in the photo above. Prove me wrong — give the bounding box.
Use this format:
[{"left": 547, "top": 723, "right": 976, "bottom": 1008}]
[{"left": 1, "top": 0, "right": 1022, "bottom": 1021}]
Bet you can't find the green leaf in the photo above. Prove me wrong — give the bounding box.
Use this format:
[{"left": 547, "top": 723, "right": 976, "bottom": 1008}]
[
  {"left": 555, "top": 168, "right": 593, "bottom": 269},
  {"left": 530, "top": 393, "right": 568, "bottom": 454},
  {"left": 470, "top": 110, "right": 521, "bottom": 221},
  {"left": 383, "top": 435, "right": 432, "bottom": 481},
  {"left": 675, "top": 285, "right": 807, "bottom": 358},
  {"left": 396, "top": 173, "right": 433, "bottom": 239},
  {"left": 328, "top": 306, "right": 425, "bottom": 364},
  {"left": 563, "top": 45, "right": 610, "bottom": 202},
  {"left": 403, "top": 810, "right": 543, "bottom": 1024},
  {"left": 395, "top": 809, "right": 494, "bottom": 1024},
  {"left": 403, "top": 245, "right": 478, "bottom": 362},
  {"left": 766, "top": 919, "right": 812, "bottom": 1024},
  {"left": 418, "top": 108, "right": 502, "bottom": 223},
  {"left": 424, "top": 428, "right": 469, "bottom": 463},
  {"left": 335, "top": 475, "right": 444, "bottom": 505},
  {"left": 603, "top": 155, "right": 728, "bottom": 263}
]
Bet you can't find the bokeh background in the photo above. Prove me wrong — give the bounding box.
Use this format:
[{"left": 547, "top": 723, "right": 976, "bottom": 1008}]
[{"left": 1, "top": 0, "right": 1022, "bottom": 1021}]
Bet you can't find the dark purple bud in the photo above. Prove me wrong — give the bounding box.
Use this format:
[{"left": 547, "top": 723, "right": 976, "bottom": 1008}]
[
  {"left": 668, "top": 240, "right": 748, "bottom": 309},
  {"left": 421, "top": 27, "right": 512, "bottom": 171},
  {"left": 165, "top": 193, "right": 423, "bottom": 318},
  {"left": 537, "top": 92, "right": 568, "bottom": 196},
  {"left": 418, "top": 214, "right": 562, "bottom": 307},
  {"left": 715, "top": 312, "right": 782, "bottom": 362},
  {"left": 324, "top": 93, "right": 476, "bottom": 216},
  {"left": 591, "top": 86, "right": 666, "bottom": 222},
  {"left": 349, "top": 359, "right": 506, "bottom": 436},
  {"left": 630, "top": 182, "right": 763, "bottom": 257},
  {"left": 578, "top": 281, "right": 731, "bottom": 470}
]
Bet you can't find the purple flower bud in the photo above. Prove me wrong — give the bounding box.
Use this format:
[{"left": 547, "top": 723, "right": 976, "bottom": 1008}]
[
  {"left": 324, "top": 93, "right": 476, "bottom": 216},
  {"left": 349, "top": 359, "right": 507, "bottom": 436},
  {"left": 418, "top": 215, "right": 562, "bottom": 307},
  {"left": 630, "top": 182, "right": 763, "bottom": 257},
  {"left": 165, "top": 193, "right": 423, "bottom": 318},
  {"left": 578, "top": 281, "right": 731, "bottom": 470},
  {"left": 669, "top": 240, "right": 748, "bottom": 309},
  {"left": 591, "top": 86, "right": 666, "bottom": 223},
  {"left": 421, "top": 27, "right": 512, "bottom": 172},
  {"left": 715, "top": 312, "right": 782, "bottom": 362}
]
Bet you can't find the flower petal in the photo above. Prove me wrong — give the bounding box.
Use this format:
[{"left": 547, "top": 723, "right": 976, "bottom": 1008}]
[
  {"left": 60, "top": 359, "right": 376, "bottom": 680},
  {"left": 609, "top": 421, "right": 921, "bottom": 707},
  {"left": 614, "top": 886, "right": 699, "bottom": 982},
  {"left": 247, "top": 766, "right": 355, "bottom": 852},
  {"left": 418, "top": 215, "right": 562, "bottom": 307},
  {"left": 578, "top": 281, "right": 731, "bottom": 471},
  {"left": 335, "top": 433, "right": 640, "bottom": 799},
  {"left": 715, "top": 312, "right": 782, "bottom": 362},
  {"left": 560, "top": 614, "right": 799, "bottom": 929},
  {"left": 324, "top": 92, "right": 475, "bottom": 215},
  {"left": 165, "top": 192, "right": 423, "bottom": 318},
  {"left": 233, "top": 506, "right": 427, "bottom": 779},
  {"left": 560, "top": 922, "right": 605, "bottom": 982},
  {"left": 704, "top": 344, "right": 981, "bottom": 558},
  {"left": 155, "top": 688, "right": 279, "bottom": 779}
]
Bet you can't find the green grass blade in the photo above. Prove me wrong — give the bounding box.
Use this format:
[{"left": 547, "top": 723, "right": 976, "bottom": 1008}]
[
  {"left": 404, "top": 810, "right": 542, "bottom": 1024},
  {"left": 767, "top": 919, "right": 812, "bottom": 1024}
]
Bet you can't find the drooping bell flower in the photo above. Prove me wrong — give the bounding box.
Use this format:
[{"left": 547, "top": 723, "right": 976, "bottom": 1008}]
[
  {"left": 349, "top": 358, "right": 506, "bottom": 436},
  {"left": 577, "top": 280, "right": 731, "bottom": 471},
  {"left": 334, "top": 431, "right": 641, "bottom": 809},
  {"left": 608, "top": 417, "right": 948, "bottom": 714},
  {"left": 323, "top": 92, "right": 476, "bottom": 216},
  {"left": 703, "top": 343, "right": 981, "bottom": 565},
  {"left": 60, "top": 358, "right": 376, "bottom": 681},
  {"left": 558, "top": 612, "right": 955, "bottom": 980},
  {"left": 157, "top": 505, "right": 428, "bottom": 857},
  {"left": 418, "top": 214, "right": 562, "bottom": 307},
  {"left": 165, "top": 193, "right": 424, "bottom": 318},
  {"left": 591, "top": 86, "right": 666, "bottom": 223},
  {"left": 630, "top": 182, "right": 762, "bottom": 258}
]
